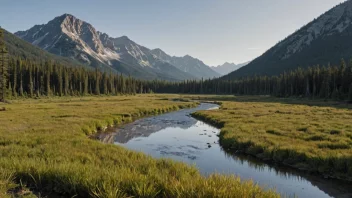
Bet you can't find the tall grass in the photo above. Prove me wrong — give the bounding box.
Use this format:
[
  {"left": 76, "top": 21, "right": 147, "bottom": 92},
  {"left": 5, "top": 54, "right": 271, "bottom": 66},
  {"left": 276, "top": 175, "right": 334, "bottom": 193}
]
[
  {"left": 0, "top": 94, "right": 278, "bottom": 197},
  {"left": 192, "top": 96, "right": 352, "bottom": 181}
]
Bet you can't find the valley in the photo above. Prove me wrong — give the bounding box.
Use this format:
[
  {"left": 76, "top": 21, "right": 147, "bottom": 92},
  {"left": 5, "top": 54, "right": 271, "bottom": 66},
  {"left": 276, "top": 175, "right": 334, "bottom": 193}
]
[
  {"left": 98, "top": 102, "right": 352, "bottom": 198},
  {"left": 0, "top": 95, "right": 351, "bottom": 197},
  {"left": 0, "top": 95, "right": 279, "bottom": 198},
  {"left": 1, "top": 1, "right": 352, "bottom": 198}
]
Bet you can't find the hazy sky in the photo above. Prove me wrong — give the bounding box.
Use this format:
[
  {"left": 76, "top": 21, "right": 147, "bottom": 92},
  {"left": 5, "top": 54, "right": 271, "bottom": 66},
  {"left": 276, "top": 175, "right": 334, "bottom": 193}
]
[{"left": 0, "top": 0, "right": 346, "bottom": 66}]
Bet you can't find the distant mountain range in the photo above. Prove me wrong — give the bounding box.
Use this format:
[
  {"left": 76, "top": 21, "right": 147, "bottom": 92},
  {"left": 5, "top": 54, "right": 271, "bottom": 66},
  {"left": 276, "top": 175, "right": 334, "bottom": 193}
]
[
  {"left": 151, "top": 48, "right": 220, "bottom": 79},
  {"left": 211, "top": 62, "right": 249, "bottom": 75},
  {"left": 12, "top": 0, "right": 349, "bottom": 82},
  {"left": 224, "top": 0, "right": 352, "bottom": 79},
  {"left": 14, "top": 14, "right": 220, "bottom": 81}
]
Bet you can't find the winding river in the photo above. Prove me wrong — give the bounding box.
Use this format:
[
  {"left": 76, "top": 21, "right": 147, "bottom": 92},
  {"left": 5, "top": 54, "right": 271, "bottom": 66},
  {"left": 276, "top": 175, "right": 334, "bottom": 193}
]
[{"left": 98, "top": 103, "right": 352, "bottom": 198}]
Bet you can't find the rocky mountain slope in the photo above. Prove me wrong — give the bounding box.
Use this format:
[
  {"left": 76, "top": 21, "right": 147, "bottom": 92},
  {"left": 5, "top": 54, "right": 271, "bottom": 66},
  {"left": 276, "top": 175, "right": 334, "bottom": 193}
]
[
  {"left": 15, "top": 14, "right": 196, "bottom": 81},
  {"left": 4, "top": 28, "right": 87, "bottom": 68},
  {"left": 211, "top": 62, "right": 249, "bottom": 75},
  {"left": 224, "top": 0, "right": 352, "bottom": 79},
  {"left": 15, "top": 14, "right": 221, "bottom": 80}
]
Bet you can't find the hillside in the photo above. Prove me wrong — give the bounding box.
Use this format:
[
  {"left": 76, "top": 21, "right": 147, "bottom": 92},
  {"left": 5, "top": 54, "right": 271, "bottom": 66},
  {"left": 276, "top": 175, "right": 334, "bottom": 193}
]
[
  {"left": 224, "top": 1, "right": 352, "bottom": 79},
  {"left": 4, "top": 28, "right": 87, "bottom": 68}
]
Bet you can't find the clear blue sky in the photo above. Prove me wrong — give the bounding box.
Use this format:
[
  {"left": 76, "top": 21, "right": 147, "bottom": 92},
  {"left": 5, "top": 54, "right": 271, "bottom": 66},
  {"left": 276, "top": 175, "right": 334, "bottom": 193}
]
[{"left": 0, "top": 0, "right": 346, "bottom": 66}]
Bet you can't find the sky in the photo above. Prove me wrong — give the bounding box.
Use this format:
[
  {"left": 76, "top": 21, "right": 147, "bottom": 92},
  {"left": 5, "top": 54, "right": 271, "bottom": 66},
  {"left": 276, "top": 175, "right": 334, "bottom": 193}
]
[{"left": 0, "top": 0, "right": 346, "bottom": 66}]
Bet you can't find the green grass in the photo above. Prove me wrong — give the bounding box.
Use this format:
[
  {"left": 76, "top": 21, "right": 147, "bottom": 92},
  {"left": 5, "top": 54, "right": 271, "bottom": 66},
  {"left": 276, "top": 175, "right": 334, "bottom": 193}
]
[
  {"left": 0, "top": 94, "right": 278, "bottom": 198},
  {"left": 191, "top": 95, "right": 352, "bottom": 181}
]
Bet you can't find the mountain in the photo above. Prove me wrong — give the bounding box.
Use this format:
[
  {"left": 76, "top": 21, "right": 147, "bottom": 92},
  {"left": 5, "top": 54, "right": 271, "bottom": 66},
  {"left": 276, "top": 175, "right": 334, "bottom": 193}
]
[
  {"left": 3, "top": 28, "right": 87, "bottom": 68},
  {"left": 14, "top": 14, "right": 195, "bottom": 81},
  {"left": 224, "top": 1, "right": 352, "bottom": 79},
  {"left": 151, "top": 48, "right": 220, "bottom": 79},
  {"left": 211, "top": 62, "right": 249, "bottom": 75},
  {"left": 97, "top": 33, "right": 195, "bottom": 80}
]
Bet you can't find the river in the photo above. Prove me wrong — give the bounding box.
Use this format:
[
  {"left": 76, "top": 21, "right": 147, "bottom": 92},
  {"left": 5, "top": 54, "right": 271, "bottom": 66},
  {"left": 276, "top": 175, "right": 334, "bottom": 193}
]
[{"left": 98, "top": 103, "right": 352, "bottom": 198}]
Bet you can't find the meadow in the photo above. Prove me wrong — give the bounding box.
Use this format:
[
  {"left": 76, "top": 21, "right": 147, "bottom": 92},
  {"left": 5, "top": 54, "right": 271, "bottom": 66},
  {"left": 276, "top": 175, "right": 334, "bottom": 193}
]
[
  {"left": 0, "top": 94, "right": 278, "bottom": 198},
  {"left": 192, "top": 95, "right": 352, "bottom": 181}
]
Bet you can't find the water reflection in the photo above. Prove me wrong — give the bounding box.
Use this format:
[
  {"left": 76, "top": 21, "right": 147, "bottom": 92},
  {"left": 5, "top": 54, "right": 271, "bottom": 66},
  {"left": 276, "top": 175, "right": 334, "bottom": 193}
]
[
  {"left": 223, "top": 151, "right": 352, "bottom": 198},
  {"left": 99, "top": 103, "right": 352, "bottom": 198},
  {"left": 99, "top": 103, "right": 215, "bottom": 143}
]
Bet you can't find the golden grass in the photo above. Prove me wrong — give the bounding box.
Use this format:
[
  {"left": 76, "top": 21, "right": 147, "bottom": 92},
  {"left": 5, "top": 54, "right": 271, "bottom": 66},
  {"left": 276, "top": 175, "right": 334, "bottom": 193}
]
[
  {"left": 192, "top": 95, "right": 352, "bottom": 180},
  {"left": 0, "top": 94, "right": 278, "bottom": 198}
]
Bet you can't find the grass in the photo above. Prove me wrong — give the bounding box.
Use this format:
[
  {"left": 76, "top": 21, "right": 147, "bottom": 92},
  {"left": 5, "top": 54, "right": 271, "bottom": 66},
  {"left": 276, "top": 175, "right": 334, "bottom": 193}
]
[
  {"left": 0, "top": 94, "right": 278, "bottom": 198},
  {"left": 191, "top": 95, "right": 352, "bottom": 181}
]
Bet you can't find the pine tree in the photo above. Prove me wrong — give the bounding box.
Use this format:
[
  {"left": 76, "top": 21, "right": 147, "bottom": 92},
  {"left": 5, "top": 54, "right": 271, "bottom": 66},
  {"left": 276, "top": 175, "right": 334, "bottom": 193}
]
[
  {"left": 331, "top": 87, "right": 339, "bottom": 100},
  {"left": 109, "top": 70, "right": 115, "bottom": 95},
  {"left": 64, "top": 69, "right": 69, "bottom": 96},
  {"left": 45, "top": 61, "right": 52, "bottom": 96},
  {"left": 57, "top": 66, "right": 63, "bottom": 96},
  {"left": 94, "top": 68, "right": 100, "bottom": 95},
  {"left": 13, "top": 58, "right": 17, "bottom": 97},
  {"left": 103, "top": 73, "right": 108, "bottom": 95},
  {"left": 28, "top": 63, "right": 34, "bottom": 97},
  {"left": 7, "top": 81, "right": 12, "bottom": 99},
  {"left": 84, "top": 74, "right": 88, "bottom": 95},
  {"left": 0, "top": 28, "right": 8, "bottom": 102},
  {"left": 79, "top": 70, "right": 83, "bottom": 95},
  {"left": 348, "top": 83, "right": 352, "bottom": 103},
  {"left": 18, "top": 58, "right": 24, "bottom": 97}
]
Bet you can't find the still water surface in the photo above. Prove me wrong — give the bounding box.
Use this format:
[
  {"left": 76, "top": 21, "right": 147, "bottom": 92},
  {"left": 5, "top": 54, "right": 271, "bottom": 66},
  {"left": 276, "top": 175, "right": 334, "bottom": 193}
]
[{"left": 99, "top": 103, "right": 352, "bottom": 198}]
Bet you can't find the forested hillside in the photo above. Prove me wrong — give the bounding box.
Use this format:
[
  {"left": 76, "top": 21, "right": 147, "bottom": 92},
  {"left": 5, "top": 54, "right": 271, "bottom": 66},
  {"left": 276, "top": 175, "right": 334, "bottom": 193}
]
[
  {"left": 149, "top": 60, "right": 352, "bottom": 101},
  {"left": 4, "top": 29, "right": 87, "bottom": 69},
  {"left": 224, "top": 1, "right": 352, "bottom": 79},
  {"left": 4, "top": 53, "right": 352, "bottom": 102}
]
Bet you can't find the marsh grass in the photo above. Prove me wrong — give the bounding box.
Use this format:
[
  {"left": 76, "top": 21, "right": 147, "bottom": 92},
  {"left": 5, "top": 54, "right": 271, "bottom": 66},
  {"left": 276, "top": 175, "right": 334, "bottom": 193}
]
[
  {"left": 0, "top": 94, "right": 278, "bottom": 198},
  {"left": 192, "top": 95, "right": 352, "bottom": 180}
]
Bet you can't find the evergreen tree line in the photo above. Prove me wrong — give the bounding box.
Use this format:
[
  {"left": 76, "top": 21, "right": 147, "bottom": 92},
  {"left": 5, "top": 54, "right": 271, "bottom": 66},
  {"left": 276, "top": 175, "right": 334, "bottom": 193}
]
[
  {"left": 0, "top": 26, "right": 351, "bottom": 101},
  {"left": 2, "top": 56, "right": 352, "bottom": 102},
  {"left": 4, "top": 57, "right": 156, "bottom": 98},
  {"left": 147, "top": 60, "right": 352, "bottom": 101}
]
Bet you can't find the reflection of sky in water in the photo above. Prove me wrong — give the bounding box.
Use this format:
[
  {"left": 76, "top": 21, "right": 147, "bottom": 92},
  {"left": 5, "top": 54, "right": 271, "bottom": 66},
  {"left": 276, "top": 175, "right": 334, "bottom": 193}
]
[{"left": 103, "top": 103, "right": 352, "bottom": 198}]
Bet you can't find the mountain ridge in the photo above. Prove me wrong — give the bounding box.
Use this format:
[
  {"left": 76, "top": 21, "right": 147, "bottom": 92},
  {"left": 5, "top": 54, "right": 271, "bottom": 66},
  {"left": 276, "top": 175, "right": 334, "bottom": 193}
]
[
  {"left": 223, "top": 0, "right": 352, "bottom": 79},
  {"left": 211, "top": 62, "right": 249, "bottom": 75},
  {"left": 14, "top": 13, "right": 220, "bottom": 80},
  {"left": 3, "top": 27, "right": 89, "bottom": 69},
  {"left": 150, "top": 48, "right": 220, "bottom": 79}
]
